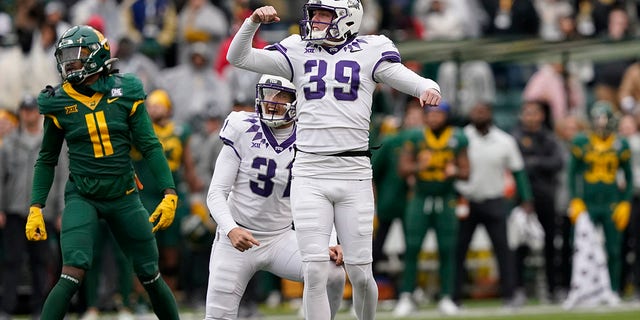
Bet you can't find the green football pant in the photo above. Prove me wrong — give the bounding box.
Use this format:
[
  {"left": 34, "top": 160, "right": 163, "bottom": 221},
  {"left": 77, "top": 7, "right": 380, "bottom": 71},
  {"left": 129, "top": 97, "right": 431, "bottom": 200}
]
[
  {"left": 400, "top": 194, "right": 458, "bottom": 296},
  {"left": 586, "top": 203, "right": 623, "bottom": 292}
]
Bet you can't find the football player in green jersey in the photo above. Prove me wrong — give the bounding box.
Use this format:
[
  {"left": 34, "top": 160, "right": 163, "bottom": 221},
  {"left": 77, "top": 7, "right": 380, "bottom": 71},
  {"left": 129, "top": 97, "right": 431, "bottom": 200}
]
[
  {"left": 568, "top": 101, "right": 633, "bottom": 293},
  {"left": 24, "top": 25, "right": 179, "bottom": 320},
  {"left": 395, "top": 102, "right": 470, "bottom": 317}
]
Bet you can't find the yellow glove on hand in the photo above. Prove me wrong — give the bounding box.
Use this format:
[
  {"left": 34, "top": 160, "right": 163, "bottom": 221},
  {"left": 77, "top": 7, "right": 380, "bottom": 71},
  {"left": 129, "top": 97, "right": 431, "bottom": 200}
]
[
  {"left": 149, "top": 194, "right": 178, "bottom": 233},
  {"left": 191, "top": 201, "right": 209, "bottom": 223},
  {"left": 568, "top": 198, "right": 587, "bottom": 224},
  {"left": 25, "top": 206, "right": 47, "bottom": 241},
  {"left": 612, "top": 201, "right": 631, "bottom": 231}
]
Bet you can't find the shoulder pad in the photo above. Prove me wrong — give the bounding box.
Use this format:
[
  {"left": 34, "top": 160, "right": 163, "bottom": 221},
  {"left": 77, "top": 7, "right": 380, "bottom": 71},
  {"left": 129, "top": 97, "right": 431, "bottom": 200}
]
[
  {"left": 110, "top": 73, "right": 146, "bottom": 101},
  {"left": 37, "top": 84, "right": 62, "bottom": 114},
  {"left": 220, "top": 111, "right": 259, "bottom": 147}
]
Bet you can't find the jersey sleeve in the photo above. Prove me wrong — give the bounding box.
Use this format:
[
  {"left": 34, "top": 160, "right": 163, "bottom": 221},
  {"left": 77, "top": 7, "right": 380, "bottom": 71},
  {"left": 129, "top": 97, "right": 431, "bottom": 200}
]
[
  {"left": 619, "top": 137, "right": 634, "bottom": 201},
  {"left": 368, "top": 35, "right": 402, "bottom": 75},
  {"left": 219, "top": 111, "right": 252, "bottom": 159},
  {"left": 31, "top": 116, "right": 65, "bottom": 206},
  {"left": 37, "top": 85, "right": 63, "bottom": 116},
  {"left": 455, "top": 128, "right": 469, "bottom": 151}
]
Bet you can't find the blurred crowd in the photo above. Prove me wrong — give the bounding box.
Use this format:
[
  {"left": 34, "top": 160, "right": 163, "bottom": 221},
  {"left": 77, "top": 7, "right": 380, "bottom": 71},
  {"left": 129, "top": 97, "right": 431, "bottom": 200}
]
[{"left": 1, "top": 0, "right": 640, "bottom": 318}]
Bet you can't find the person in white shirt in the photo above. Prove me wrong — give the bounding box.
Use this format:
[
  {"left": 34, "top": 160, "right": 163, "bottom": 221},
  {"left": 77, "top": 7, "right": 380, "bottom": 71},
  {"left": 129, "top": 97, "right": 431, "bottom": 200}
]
[
  {"left": 205, "top": 74, "right": 345, "bottom": 320},
  {"left": 225, "top": 1, "right": 441, "bottom": 318},
  {"left": 454, "top": 101, "right": 534, "bottom": 308}
]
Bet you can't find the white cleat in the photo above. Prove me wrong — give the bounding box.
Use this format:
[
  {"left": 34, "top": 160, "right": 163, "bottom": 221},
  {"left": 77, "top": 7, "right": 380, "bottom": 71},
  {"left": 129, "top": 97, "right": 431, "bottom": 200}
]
[
  {"left": 117, "top": 309, "right": 136, "bottom": 320},
  {"left": 438, "top": 297, "right": 459, "bottom": 316},
  {"left": 79, "top": 310, "right": 99, "bottom": 320},
  {"left": 393, "top": 292, "right": 416, "bottom": 318}
]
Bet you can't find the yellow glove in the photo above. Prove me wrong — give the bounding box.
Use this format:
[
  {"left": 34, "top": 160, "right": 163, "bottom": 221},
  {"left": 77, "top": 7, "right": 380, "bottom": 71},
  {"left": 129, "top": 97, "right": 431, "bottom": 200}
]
[
  {"left": 25, "top": 206, "right": 47, "bottom": 241},
  {"left": 568, "top": 198, "right": 587, "bottom": 224},
  {"left": 612, "top": 201, "right": 631, "bottom": 231},
  {"left": 191, "top": 201, "right": 217, "bottom": 232},
  {"left": 149, "top": 194, "right": 178, "bottom": 233}
]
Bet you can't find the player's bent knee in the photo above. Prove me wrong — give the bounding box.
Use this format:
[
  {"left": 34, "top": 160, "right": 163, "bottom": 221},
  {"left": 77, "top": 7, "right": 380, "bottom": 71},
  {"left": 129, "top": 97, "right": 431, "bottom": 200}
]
[
  {"left": 61, "top": 265, "right": 86, "bottom": 282},
  {"left": 344, "top": 263, "right": 374, "bottom": 288},
  {"left": 327, "top": 265, "right": 346, "bottom": 287},
  {"left": 134, "top": 261, "right": 160, "bottom": 281}
]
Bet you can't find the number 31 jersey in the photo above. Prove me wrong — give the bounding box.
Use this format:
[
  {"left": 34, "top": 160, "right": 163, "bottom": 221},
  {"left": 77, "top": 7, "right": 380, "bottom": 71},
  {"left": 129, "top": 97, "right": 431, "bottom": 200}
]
[
  {"left": 219, "top": 111, "right": 296, "bottom": 232},
  {"left": 266, "top": 34, "right": 401, "bottom": 179}
]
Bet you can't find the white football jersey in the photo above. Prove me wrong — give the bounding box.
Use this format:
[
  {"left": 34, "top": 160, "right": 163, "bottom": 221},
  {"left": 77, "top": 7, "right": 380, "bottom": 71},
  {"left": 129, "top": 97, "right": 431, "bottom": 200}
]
[
  {"left": 266, "top": 34, "right": 401, "bottom": 179},
  {"left": 218, "top": 111, "right": 296, "bottom": 232}
]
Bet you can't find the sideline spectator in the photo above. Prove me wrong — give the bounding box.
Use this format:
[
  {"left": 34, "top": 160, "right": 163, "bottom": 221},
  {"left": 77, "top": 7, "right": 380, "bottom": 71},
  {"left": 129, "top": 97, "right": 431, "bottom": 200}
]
[{"left": 454, "top": 101, "right": 534, "bottom": 308}]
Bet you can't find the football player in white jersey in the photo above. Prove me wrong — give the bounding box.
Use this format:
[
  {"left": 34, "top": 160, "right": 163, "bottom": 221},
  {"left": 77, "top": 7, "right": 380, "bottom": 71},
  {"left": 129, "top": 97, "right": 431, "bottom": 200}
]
[
  {"left": 226, "top": 1, "right": 441, "bottom": 319},
  {"left": 205, "top": 74, "right": 346, "bottom": 320}
]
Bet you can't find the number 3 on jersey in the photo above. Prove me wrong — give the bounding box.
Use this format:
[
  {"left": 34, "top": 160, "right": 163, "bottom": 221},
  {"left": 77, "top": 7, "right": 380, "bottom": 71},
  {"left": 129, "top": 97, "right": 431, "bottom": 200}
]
[
  {"left": 304, "top": 60, "right": 360, "bottom": 101},
  {"left": 250, "top": 157, "right": 293, "bottom": 198}
]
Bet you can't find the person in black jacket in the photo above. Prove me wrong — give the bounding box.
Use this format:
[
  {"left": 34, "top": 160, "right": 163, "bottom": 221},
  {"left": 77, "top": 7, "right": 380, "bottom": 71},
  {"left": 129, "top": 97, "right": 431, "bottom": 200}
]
[{"left": 511, "top": 100, "right": 564, "bottom": 302}]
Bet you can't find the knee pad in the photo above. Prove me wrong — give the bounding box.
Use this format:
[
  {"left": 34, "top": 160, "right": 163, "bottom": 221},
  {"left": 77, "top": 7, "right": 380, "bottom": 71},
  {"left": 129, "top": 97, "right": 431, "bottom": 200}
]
[
  {"left": 303, "top": 261, "right": 330, "bottom": 290},
  {"left": 345, "top": 263, "right": 374, "bottom": 289},
  {"left": 134, "top": 260, "right": 159, "bottom": 281},
  {"left": 326, "top": 265, "right": 346, "bottom": 290}
]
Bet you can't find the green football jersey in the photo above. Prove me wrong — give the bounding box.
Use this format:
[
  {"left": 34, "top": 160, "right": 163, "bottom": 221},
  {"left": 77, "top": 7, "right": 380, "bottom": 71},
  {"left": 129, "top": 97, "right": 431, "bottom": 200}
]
[
  {"left": 405, "top": 126, "right": 468, "bottom": 195},
  {"left": 569, "top": 132, "right": 633, "bottom": 204},
  {"left": 32, "top": 74, "right": 175, "bottom": 204}
]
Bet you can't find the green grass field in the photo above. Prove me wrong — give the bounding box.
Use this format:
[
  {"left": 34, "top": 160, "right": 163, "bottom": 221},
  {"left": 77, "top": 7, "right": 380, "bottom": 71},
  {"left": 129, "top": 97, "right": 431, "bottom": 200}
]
[
  {"left": 164, "top": 299, "right": 640, "bottom": 320},
  {"left": 16, "top": 299, "right": 640, "bottom": 319}
]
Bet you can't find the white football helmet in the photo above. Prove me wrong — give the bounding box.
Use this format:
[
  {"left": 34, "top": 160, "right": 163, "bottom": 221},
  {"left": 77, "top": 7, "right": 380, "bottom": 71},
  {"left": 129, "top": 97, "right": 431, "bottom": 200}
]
[
  {"left": 255, "top": 75, "right": 297, "bottom": 128},
  {"left": 300, "top": 0, "right": 364, "bottom": 46}
]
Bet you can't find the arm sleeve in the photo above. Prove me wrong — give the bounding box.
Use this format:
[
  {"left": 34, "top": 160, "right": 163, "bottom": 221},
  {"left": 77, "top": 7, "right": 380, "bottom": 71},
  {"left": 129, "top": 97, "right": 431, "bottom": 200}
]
[
  {"left": 31, "top": 117, "right": 65, "bottom": 206},
  {"left": 206, "top": 145, "right": 240, "bottom": 236},
  {"left": 513, "top": 169, "right": 534, "bottom": 202},
  {"left": 129, "top": 101, "right": 176, "bottom": 191},
  {"left": 374, "top": 61, "right": 440, "bottom": 98},
  {"left": 620, "top": 143, "right": 634, "bottom": 201},
  {"left": 226, "top": 18, "right": 292, "bottom": 79}
]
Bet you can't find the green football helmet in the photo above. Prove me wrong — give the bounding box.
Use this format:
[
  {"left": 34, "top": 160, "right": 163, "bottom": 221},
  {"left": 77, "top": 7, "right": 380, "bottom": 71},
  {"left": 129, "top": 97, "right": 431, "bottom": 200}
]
[
  {"left": 55, "top": 25, "right": 111, "bottom": 84},
  {"left": 590, "top": 100, "right": 616, "bottom": 135}
]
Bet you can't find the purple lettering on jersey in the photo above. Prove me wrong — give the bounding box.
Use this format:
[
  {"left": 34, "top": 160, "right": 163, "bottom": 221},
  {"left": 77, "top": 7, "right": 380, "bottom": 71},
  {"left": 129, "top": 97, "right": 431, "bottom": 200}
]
[
  {"left": 303, "top": 60, "right": 327, "bottom": 100},
  {"left": 334, "top": 60, "right": 360, "bottom": 101},
  {"left": 303, "top": 59, "right": 361, "bottom": 101},
  {"left": 250, "top": 157, "right": 277, "bottom": 197}
]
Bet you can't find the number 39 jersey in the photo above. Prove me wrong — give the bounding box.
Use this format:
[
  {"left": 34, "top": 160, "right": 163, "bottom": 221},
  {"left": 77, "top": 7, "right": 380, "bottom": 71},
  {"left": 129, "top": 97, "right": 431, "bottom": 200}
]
[
  {"left": 266, "top": 34, "right": 401, "bottom": 179},
  {"left": 219, "top": 111, "right": 296, "bottom": 232}
]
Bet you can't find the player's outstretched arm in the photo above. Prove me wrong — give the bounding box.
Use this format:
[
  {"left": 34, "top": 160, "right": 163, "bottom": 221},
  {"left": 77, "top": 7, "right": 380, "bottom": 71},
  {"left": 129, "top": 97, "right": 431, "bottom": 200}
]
[{"left": 375, "top": 61, "right": 441, "bottom": 107}]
